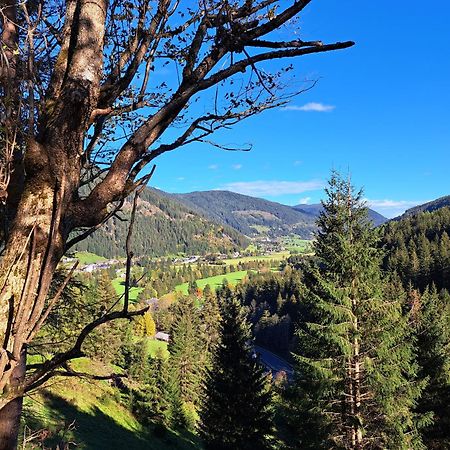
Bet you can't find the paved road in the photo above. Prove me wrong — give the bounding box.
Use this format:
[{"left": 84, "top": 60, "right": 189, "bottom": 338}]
[{"left": 254, "top": 345, "right": 294, "bottom": 379}]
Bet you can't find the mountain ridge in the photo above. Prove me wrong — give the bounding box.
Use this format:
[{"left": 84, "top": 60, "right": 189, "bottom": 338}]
[
  {"left": 73, "top": 187, "right": 249, "bottom": 259},
  {"left": 293, "top": 203, "right": 388, "bottom": 226},
  {"left": 75, "top": 187, "right": 391, "bottom": 258},
  {"left": 397, "top": 195, "right": 450, "bottom": 219},
  {"left": 172, "top": 190, "right": 317, "bottom": 239}
]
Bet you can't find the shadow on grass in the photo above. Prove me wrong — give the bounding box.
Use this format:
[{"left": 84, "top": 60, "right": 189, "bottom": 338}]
[{"left": 22, "top": 391, "right": 201, "bottom": 450}]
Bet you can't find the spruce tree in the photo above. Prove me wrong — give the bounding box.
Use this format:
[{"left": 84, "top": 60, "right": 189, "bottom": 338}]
[
  {"left": 137, "top": 282, "right": 158, "bottom": 302},
  {"left": 95, "top": 270, "right": 117, "bottom": 307},
  {"left": 168, "top": 296, "right": 204, "bottom": 428},
  {"left": 414, "top": 286, "right": 450, "bottom": 448},
  {"left": 145, "top": 348, "right": 172, "bottom": 427},
  {"left": 291, "top": 172, "right": 424, "bottom": 449},
  {"left": 87, "top": 271, "right": 126, "bottom": 362},
  {"left": 200, "top": 296, "right": 274, "bottom": 450},
  {"left": 199, "top": 288, "right": 222, "bottom": 367}
]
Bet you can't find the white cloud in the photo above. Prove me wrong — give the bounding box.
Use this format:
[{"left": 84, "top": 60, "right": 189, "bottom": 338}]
[
  {"left": 232, "top": 164, "right": 243, "bottom": 170},
  {"left": 220, "top": 180, "right": 324, "bottom": 197},
  {"left": 365, "top": 198, "right": 427, "bottom": 218},
  {"left": 293, "top": 160, "right": 302, "bottom": 166},
  {"left": 208, "top": 164, "right": 219, "bottom": 170},
  {"left": 176, "top": 176, "right": 185, "bottom": 181},
  {"left": 298, "top": 197, "right": 311, "bottom": 204},
  {"left": 282, "top": 102, "right": 336, "bottom": 112}
]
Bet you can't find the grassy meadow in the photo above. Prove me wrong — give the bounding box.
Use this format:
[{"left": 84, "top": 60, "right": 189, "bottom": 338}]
[
  {"left": 74, "top": 251, "right": 107, "bottom": 265},
  {"left": 111, "top": 277, "right": 143, "bottom": 302},
  {"left": 175, "top": 270, "right": 250, "bottom": 295}
]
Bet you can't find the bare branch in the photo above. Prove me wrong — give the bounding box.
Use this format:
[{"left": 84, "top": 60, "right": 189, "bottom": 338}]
[
  {"left": 246, "top": 39, "right": 324, "bottom": 49},
  {"left": 123, "top": 172, "right": 152, "bottom": 313},
  {"left": 64, "top": 199, "right": 125, "bottom": 251},
  {"left": 199, "top": 41, "right": 354, "bottom": 92}
]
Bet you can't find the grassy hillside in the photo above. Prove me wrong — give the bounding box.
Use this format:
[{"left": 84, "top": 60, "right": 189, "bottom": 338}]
[
  {"left": 21, "top": 359, "right": 200, "bottom": 450},
  {"left": 282, "top": 236, "right": 314, "bottom": 253},
  {"left": 145, "top": 338, "right": 169, "bottom": 358},
  {"left": 74, "top": 251, "right": 107, "bottom": 265}
]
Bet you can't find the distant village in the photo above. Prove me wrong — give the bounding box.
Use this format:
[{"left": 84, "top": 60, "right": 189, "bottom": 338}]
[{"left": 63, "top": 237, "right": 287, "bottom": 274}]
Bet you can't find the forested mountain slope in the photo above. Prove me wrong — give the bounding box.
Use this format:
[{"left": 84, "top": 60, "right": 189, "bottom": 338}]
[
  {"left": 74, "top": 188, "right": 249, "bottom": 259},
  {"left": 382, "top": 206, "right": 450, "bottom": 290},
  {"left": 173, "top": 190, "right": 317, "bottom": 238},
  {"left": 74, "top": 188, "right": 390, "bottom": 258},
  {"left": 398, "top": 195, "right": 450, "bottom": 218}
]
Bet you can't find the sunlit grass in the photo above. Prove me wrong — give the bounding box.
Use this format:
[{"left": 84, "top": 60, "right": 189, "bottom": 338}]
[{"left": 175, "top": 270, "right": 249, "bottom": 295}]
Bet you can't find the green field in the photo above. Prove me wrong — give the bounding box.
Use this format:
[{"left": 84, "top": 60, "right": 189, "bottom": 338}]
[
  {"left": 111, "top": 277, "right": 143, "bottom": 302},
  {"left": 250, "top": 225, "right": 270, "bottom": 234},
  {"left": 144, "top": 338, "right": 169, "bottom": 359},
  {"left": 221, "top": 251, "right": 290, "bottom": 266},
  {"left": 74, "top": 251, "right": 107, "bottom": 265},
  {"left": 243, "top": 243, "right": 258, "bottom": 253},
  {"left": 175, "top": 270, "right": 249, "bottom": 295},
  {"left": 282, "top": 237, "right": 314, "bottom": 253}
]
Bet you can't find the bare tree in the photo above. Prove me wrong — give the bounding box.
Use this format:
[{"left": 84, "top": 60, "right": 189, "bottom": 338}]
[{"left": 0, "top": 0, "right": 353, "bottom": 447}]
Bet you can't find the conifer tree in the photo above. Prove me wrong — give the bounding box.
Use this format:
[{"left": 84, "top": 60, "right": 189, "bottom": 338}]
[
  {"left": 188, "top": 280, "right": 198, "bottom": 295},
  {"left": 145, "top": 348, "right": 172, "bottom": 427},
  {"left": 168, "top": 296, "right": 204, "bottom": 427},
  {"left": 137, "top": 283, "right": 158, "bottom": 302},
  {"left": 145, "top": 311, "right": 157, "bottom": 337},
  {"left": 414, "top": 286, "right": 450, "bottom": 448},
  {"left": 87, "top": 271, "right": 126, "bottom": 362},
  {"left": 291, "top": 172, "right": 424, "bottom": 449},
  {"left": 127, "top": 342, "right": 149, "bottom": 384},
  {"left": 276, "top": 292, "right": 284, "bottom": 313},
  {"left": 200, "top": 288, "right": 222, "bottom": 366},
  {"left": 95, "top": 270, "right": 117, "bottom": 308},
  {"left": 200, "top": 296, "right": 274, "bottom": 450}
]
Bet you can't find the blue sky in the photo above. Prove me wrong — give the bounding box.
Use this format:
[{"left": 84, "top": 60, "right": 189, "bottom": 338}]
[{"left": 149, "top": 1, "right": 450, "bottom": 218}]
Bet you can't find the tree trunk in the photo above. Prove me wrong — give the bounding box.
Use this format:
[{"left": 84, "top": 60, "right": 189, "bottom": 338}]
[
  {"left": 353, "top": 333, "right": 362, "bottom": 449},
  {"left": 0, "top": 147, "right": 66, "bottom": 433},
  {"left": 351, "top": 292, "right": 363, "bottom": 450},
  {"left": 347, "top": 357, "right": 356, "bottom": 448},
  {"left": 0, "top": 349, "right": 26, "bottom": 450}
]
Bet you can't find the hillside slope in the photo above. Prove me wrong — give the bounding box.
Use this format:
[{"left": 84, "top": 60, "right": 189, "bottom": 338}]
[
  {"left": 381, "top": 205, "right": 450, "bottom": 291},
  {"left": 398, "top": 195, "right": 450, "bottom": 218},
  {"left": 293, "top": 203, "right": 387, "bottom": 226},
  {"left": 21, "top": 359, "right": 200, "bottom": 449},
  {"left": 74, "top": 188, "right": 249, "bottom": 259},
  {"left": 173, "top": 190, "right": 317, "bottom": 238}
]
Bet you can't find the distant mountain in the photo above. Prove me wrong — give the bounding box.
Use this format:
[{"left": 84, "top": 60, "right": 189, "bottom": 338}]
[
  {"left": 293, "top": 203, "right": 387, "bottom": 227},
  {"left": 291, "top": 204, "right": 323, "bottom": 217},
  {"left": 173, "top": 190, "right": 317, "bottom": 239},
  {"left": 76, "top": 186, "right": 391, "bottom": 258},
  {"left": 74, "top": 187, "right": 249, "bottom": 259},
  {"left": 397, "top": 195, "right": 450, "bottom": 219}
]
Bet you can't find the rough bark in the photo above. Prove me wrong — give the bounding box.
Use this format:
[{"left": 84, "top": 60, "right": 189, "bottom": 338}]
[
  {"left": 0, "top": 1, "right": 109, "bottom": 442},
  {"left": 0, "top": 349, "right": 25, "bottom": 450}
]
